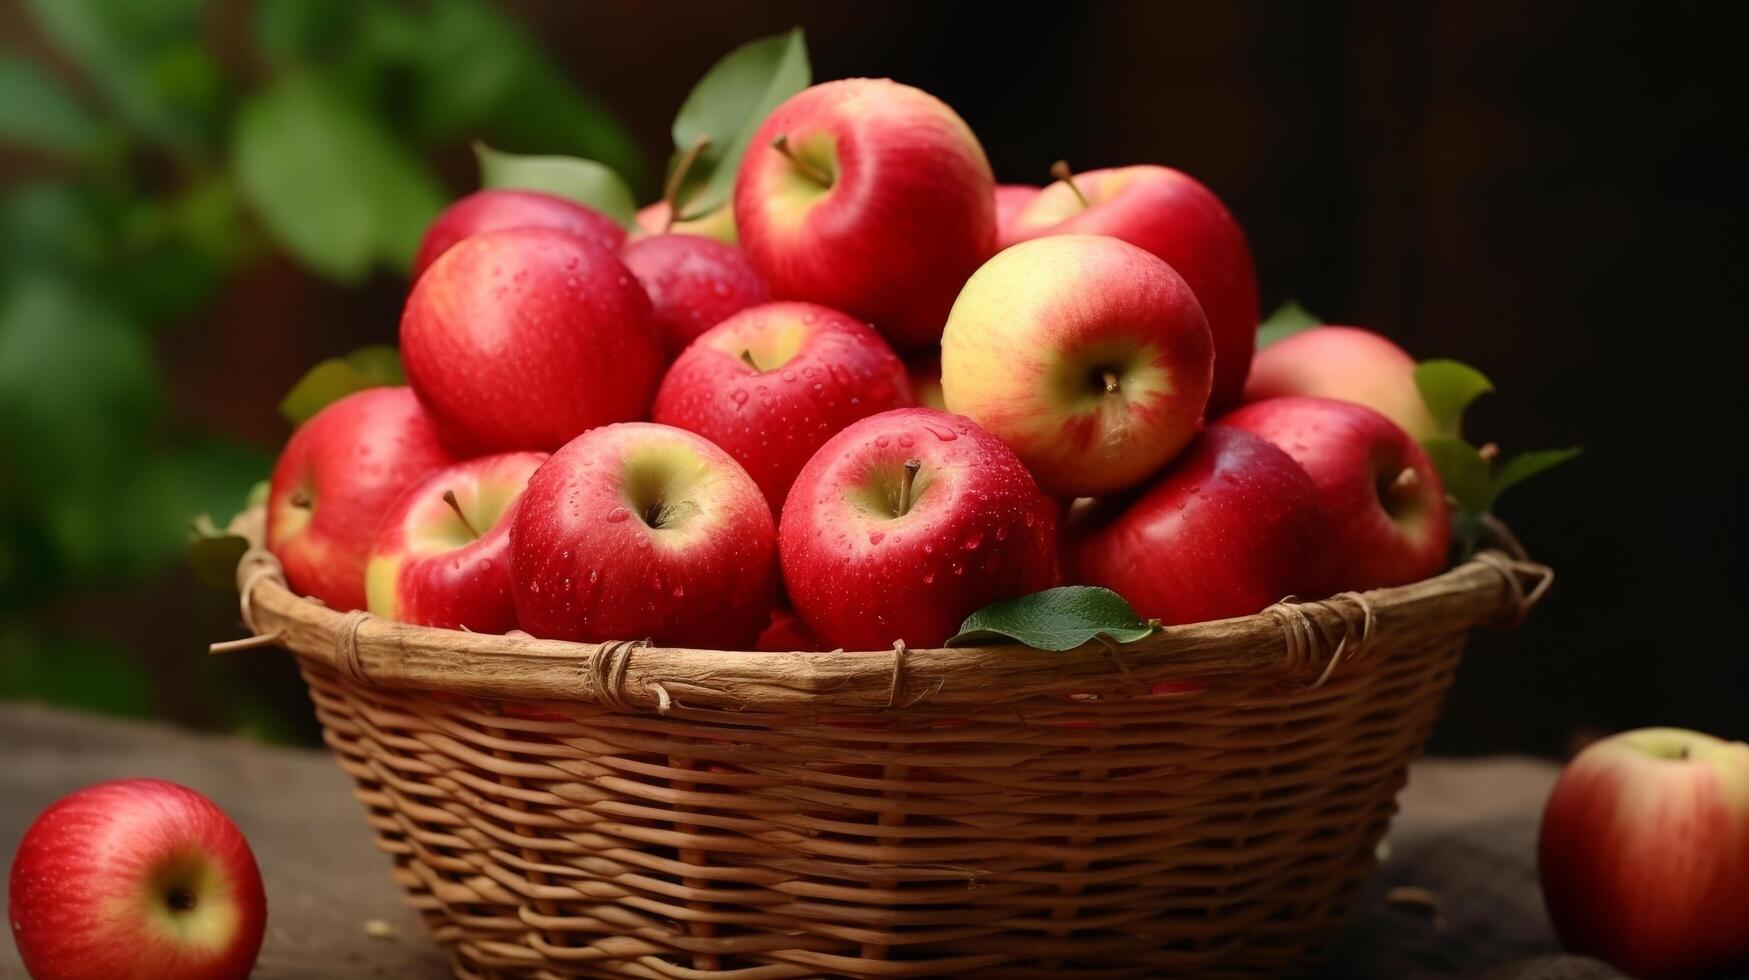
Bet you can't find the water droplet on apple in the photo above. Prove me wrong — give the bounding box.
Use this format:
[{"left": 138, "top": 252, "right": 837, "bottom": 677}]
[
  {"left": 921, "top": 571, "right": 935, "bottom": 584},
  {"left": 731, "top": 389, "right": 748, "bottom": 405},
  {"left": 875, "top": 435, "right": 890, "bottom": 448},
  {"left": 963, "top": 531, "right": 983, "bottom": 551},
  {"left": 868, "top": 530, "right": 885, "bottom": 545},
  {"left": 605, "top": 507, "right": 631, "bottom": 523},
  {"left": 950, "top": 562, "right": 965, "bottom": 576},
  {"left": 924, "top": 424, "right": 958, "bottom": 442}
]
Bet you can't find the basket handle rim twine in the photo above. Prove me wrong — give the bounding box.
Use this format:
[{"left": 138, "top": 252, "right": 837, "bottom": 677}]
[{"left": 211, "top": 507, "right": 1553, "bottom": 714}]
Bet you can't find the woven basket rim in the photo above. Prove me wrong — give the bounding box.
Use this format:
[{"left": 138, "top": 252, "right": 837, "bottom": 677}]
[{"left": 217, "top": 507, "right": 1552, "bottom": 714}]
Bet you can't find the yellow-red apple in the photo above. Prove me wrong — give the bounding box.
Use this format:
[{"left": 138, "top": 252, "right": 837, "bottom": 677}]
[{"left": 940, "top": 234, "right": 1214, "bottom": 497}]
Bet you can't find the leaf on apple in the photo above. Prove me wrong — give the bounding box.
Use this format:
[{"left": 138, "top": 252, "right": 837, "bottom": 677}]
[
  {"left": 187, "top": 514, "right": 248, "bottom": 591},
  {"left": 279, "top": 344, "right": 405, "bottom": 425},
  {"left": 947, "top": 586, "right": 1160, "bottom": 652},
  {"left": 1255, "top": 299, "right": 1321, "bottom": 349},
  {"left": 474, "top": 141, "right": 639, "bottom": 229},
  {"left": 1414, "top": 358, "right": 1494, "bottom": 436},
  {"left": 667, "top": 27, "right": 811, "bottom": 221}
]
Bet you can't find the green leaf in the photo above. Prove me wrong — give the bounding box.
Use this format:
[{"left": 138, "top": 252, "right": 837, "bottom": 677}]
[
  {"left": 256, "top": 0, "right": 355, "bottom": 63},
  {"left": 188, "top": 514, "right": 248, "bottom": 591},
  {"left": 475, "top": 142, "right": 637, "bottom": 228},
  {"left": 245, "top": 479, "right": 271, "bottom": 511},
  {"left": 0, "top": 49, "right": 106, "bottom": 157},
  {"left": 1414, "top": 359, "right": 1494, "bottom": 436},
  {"left": 1493, "top": 447, "right": 1581, "bottom": 498},
  {"left": 1255, "top": 299, "right": 1321, "bottom": 348},
  {"left": 1421, "top": 436, "right": 1494, "bottom": 513},
  {"left": 21, "top": 0, "right": 218, "bottom": 152},
  {"left": 670, "top": 28, "right": 810, "bottom": 218},
  {"left": 233, "top": 74, "right": 445, "bottom": 281},
  {"left": 947, "top": 586, "right": 1160, "bottom": 652},
  {"left": 279, "top": 345, "right": 404, "bottom": 425}
]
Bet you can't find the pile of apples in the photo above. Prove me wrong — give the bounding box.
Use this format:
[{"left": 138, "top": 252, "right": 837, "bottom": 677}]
[{"left": 266, "top": 76, "right": 1454, "bottom": 653}]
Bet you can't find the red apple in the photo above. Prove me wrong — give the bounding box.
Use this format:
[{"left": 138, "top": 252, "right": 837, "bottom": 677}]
[
  {"left": 940, "top": 234, "right": 1214, "bottom": 497},
  {"left": 267, "top": 386, "right": 455, "bottom": 610},
  {"left": 634, "top": 200, "right": 738, "bottom": 244},
  {"left": 365, "top": 451, "right": 547, "bottom": 632},
  {"left": 652, "top": 301, "right": 913, "bottom": 513},
  {"left": 412, "top": 189, "right": 625, "bottom": 281},
  {"left": 993, "top": 183, "right": 1041, "bottom": 240},
  {"left": 9, "top": 779, "right": 266, "bottom": 980},
  {"left": 905, "top": 349, "right": 946, "bottom": 411},
  {"left": 779, "top": 407, "right": 1058, "bottom": 649},
  {"left": 1539, "top": 728, "right": 1749, "bottom": 979},
  {"left": 1244, "top": 325, "right": 1441, "bottom": 440},
  {"left": 620, "top": 233, "right": 771, "bottom": 358},
  {"left": 1005, "top": 164, "right": 1258, "bottom": 413},
  {"left": 734, "top": 78, "right": 996, "bottom": 351},
  {"left": 401, "top": 227, "right": 664, "bottom": 454},
  {"left": 756, "top": 606, "right": 824, "bottom": 652},
  {"left": 1062, "top": 426, "right": 1330, "bottom": 626},
  {"left": 1221, "top": 396, "right": 1450, "bottom": 591},
  {"left": 510, "top": 422, "right": 777, "bottom": 648}
]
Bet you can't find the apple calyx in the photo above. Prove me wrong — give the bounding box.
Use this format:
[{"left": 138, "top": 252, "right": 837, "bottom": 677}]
[
  {"left": 1101, "top": 369, "right": 1121, "bottom": 395},
  {"left": 166, "top": 884, "right": 197, "bottom": 913},
  {"left": 442, "top": 489, "right": 481, "bottom": 539},
  {"left": 772, "top": 134, "right": 833, "bottom": 188},
  {"left": 1389, "top": 467, "right": 1420, "bottom": 492},
  {"left": 288, "top": 488, "right": 312, "bottom": 509},
  {"left": 663, "top": 133, "right": 713, "bottom": 228},
  {"left": 740, "top": 349, "right": 763, "bottom": 372},
  {"left": 897, "top": 458, "right": 922, "bottom": 517},
  {"left": 1050, "top": 159, "right": 1091, "bottom": 209}
]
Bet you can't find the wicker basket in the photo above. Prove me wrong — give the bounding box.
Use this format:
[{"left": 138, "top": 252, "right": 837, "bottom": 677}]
[{"left": 215, "top": 508, "right": 1551, "bottom": 979}]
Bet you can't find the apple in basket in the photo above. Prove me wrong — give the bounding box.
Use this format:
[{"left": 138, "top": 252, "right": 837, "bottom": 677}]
[
  {"left": 735, "top": 77, "right": 996, "bottom": 350},
  {"left": 1243, "top": 325, "right": 1440, "bottom": 440},
  {"left": 1221, "top": 396, "right": 1449, "bottom": 591},
  {"left": 941, "top": 234, "right": 1214, "bottom": 497},
  {"left": 1063, "top": 425, "right": 1330, "bottom": 626},
  {"left": 9, "top": 779, "right": 267, "bottom": 980},
  {"left": 267, "top": 386, "right": 455, "bottom": 611},
  {"left": 779, "top": 407, "right": 1058, "bottom": 649},
  {"left": 652, "top": 301, "right": 914, "bottom": 513},
  {"left": 1538, "top": 728, "right": 1749, "bottom": 979},
  {"left": 1001, "top": 162, "right": 1259, "bottom": 413},
  {"left": 366, "top": 451, "right": 547, "bottom": 633},
  {"left": 510, "top": 422, "right": 778, "bottom": 648},
  {"left": 401, "top": 226, "right": 664, "bottom": 455}
]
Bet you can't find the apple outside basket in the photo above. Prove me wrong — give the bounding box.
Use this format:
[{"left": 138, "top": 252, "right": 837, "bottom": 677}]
[{"left": 215, "top": 506, "right": 1552, "bottom": 979}]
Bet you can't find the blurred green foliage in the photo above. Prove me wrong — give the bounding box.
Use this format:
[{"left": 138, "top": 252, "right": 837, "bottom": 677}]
[{"left": 0, "top": 0, "right": 644, "bottom": 737}]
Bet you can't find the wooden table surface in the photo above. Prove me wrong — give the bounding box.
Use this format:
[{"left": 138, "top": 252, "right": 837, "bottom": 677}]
[{"left": 0, "top": 703, "right": 1625, "bottom": 979}]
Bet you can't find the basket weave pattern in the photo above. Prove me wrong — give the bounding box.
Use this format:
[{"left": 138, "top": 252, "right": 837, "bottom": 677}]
[{"left": 224, "top": 511, "right": 1551, "bottom": 978}]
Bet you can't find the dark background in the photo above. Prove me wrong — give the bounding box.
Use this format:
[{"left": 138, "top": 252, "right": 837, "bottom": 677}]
[{"left": 2, "top": 1, "right": 1743, "bottom": 755}]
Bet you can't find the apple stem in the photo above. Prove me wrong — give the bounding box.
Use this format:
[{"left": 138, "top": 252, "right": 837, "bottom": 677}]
[
  {"left": 1051, "top": 160, "right": 1091, "bottom": 209},
  {"left": 289, "top": 488, "right": 312, "bottom": 509},
  {"left": 1678, "top": 744, "right": 1690, "bottom": 760},
  {"left": 1101, "top": 370, "right": 1121, "bottom": 394},
  {"left": 771, "top": 134, "right": 832, "bottom": 187},
  {"left": 1478, "top": 441, "right": 1501, "bottom": 463},
  {"left": 898, "top": 458, "right": 922, "bottom": 517},
  {"left": 442, "top": 490, "right": 481, "bottom": 539},
  {"left": 739, "top": 349, "right": 762, "bottom": 372},
  {"left": 662, "top": 133, "right": 712, "bottom": 230},
  {"left": 1391, "top": 467, "right": 1420, "bottom": 492}
]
